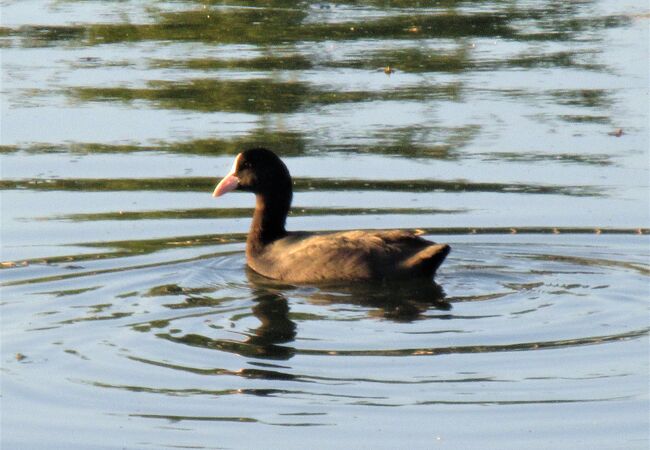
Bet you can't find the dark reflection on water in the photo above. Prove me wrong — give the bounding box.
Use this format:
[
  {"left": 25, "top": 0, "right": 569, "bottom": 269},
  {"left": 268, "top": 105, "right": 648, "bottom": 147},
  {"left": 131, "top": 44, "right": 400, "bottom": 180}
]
[
  {"left": 2, "top": 5, "right": 634, "bottom": 47},
  {"left": 1, "top": 125, "right": 616, "bottom": 164},
  {"left": 144, "top": 46, "right": 610, "bottom": 75},
  {"left": 52, "top": 206, "right": 466, "bottom": 222},
  {"left": 0, "top": 176, "right": 602, "bottom": 196},
  {"left": 156, "top": 270, "right": 451, "bottom": 361},
  {"left": 73, "top": 78, "right": 461, "bottom": 113},
  {"left": 248, "top": 268, "right": 451, "bottom": 318},
  {"left": 247, "top": 290, "right": 297, "bottom": 345},
  {"left": 0, "top": 131, "right": 309, "bottom": 157},
  {"left": 4, "top": 10, "right": 517, "bottom": 47}
]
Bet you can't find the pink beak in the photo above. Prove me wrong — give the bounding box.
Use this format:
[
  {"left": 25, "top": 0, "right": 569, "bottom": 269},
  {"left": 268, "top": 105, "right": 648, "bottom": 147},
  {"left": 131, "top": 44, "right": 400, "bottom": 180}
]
[{"left": 212, "top": 154, "right": 241, "bottom": 197}]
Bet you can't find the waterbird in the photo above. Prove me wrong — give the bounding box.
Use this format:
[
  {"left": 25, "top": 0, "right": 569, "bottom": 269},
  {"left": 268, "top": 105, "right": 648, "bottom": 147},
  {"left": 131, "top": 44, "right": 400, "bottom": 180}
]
[{"left": 213, "top": 148, "right": 450, "bottom": 283}]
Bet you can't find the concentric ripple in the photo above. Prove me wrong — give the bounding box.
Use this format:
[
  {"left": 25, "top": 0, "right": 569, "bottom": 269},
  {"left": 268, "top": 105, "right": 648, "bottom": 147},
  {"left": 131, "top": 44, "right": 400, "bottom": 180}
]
[{"left": 2, "top": 235, "right": 647, "bottom": 448}]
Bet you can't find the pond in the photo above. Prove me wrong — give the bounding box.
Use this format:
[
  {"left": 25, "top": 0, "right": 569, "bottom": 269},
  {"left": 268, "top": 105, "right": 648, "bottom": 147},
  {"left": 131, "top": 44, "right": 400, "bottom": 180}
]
[{"left": 1, "top": 1, "right": 648, "bottom": 449}]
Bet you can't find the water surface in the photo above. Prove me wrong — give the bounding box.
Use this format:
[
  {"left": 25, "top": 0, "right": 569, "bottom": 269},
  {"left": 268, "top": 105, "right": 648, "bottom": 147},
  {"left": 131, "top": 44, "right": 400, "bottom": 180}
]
[{"left": 1, "top": 1, "right": 648, "bottom": 449}]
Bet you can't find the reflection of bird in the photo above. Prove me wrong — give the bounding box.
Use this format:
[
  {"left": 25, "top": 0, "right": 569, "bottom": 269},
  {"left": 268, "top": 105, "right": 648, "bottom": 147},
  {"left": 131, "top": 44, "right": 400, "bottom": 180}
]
[
  {"left": 213, "top": 148, "right": 450, "bottom": 283},
  {"left": 307, "top": 279, "right": 451, "bottom": 320},
  {"left": 248, "top": 291, "right": 296, "bottom": 346},
  {"left": 247, "top": 270, "right": 451, "bottom": 325}
]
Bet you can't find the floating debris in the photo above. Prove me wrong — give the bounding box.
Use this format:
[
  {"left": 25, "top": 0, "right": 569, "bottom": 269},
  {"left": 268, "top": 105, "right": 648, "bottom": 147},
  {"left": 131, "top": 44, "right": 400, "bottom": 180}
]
[
  {"left": 608, "top": 128, "right": 623, "bottom": 137},
  {"left": 1, "top": 261, "right": 28, "bottom": 268}
]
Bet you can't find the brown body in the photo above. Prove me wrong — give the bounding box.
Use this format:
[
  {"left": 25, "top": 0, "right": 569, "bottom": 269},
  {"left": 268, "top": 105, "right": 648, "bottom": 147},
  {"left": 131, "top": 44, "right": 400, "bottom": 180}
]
[
  {"left": 247, "top": 229, "right": 449, "bottom": 284},
  {"left": 214, "top": 148, "right": 450, "bottom": 284}
]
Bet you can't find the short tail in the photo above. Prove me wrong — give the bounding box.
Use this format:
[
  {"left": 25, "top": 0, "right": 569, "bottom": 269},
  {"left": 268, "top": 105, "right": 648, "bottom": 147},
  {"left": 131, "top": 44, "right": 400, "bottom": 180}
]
[{"left": 401, "top": 243, "right": 450, "bottom": 276}]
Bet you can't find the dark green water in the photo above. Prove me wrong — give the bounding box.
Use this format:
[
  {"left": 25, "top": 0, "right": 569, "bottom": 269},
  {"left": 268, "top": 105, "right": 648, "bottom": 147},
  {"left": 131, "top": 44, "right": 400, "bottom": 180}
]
[{"left": 1, "top": 1, "right": 648, "bottom": 449}]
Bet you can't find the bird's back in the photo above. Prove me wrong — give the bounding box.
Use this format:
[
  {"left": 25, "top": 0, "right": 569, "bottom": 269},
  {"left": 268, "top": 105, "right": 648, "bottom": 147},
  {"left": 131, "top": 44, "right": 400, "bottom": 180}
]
[{"left": 247, "top": 230, "right": 450, "bottom": 284}]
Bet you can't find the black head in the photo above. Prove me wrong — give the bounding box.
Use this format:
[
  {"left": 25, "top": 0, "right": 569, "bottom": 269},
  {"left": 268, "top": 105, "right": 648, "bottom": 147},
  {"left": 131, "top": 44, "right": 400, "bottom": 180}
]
[
  {"left": 235, "top": 148, "right": 292, "bottom": 195},
  {"left": 213, "top": 147, "right": 292, "bottom": 198}
]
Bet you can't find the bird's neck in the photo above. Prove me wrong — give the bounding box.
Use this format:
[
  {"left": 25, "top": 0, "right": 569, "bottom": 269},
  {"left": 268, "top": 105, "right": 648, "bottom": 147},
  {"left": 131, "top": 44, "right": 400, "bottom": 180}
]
[{"left": 247, "top": 191, "right": 291, "bottom": 255}]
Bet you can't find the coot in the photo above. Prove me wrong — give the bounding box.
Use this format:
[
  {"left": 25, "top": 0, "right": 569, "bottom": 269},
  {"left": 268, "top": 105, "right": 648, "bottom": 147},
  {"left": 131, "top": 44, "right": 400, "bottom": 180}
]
[{"left": 213, "top": 148, "right": 450, "bottom": 283}]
